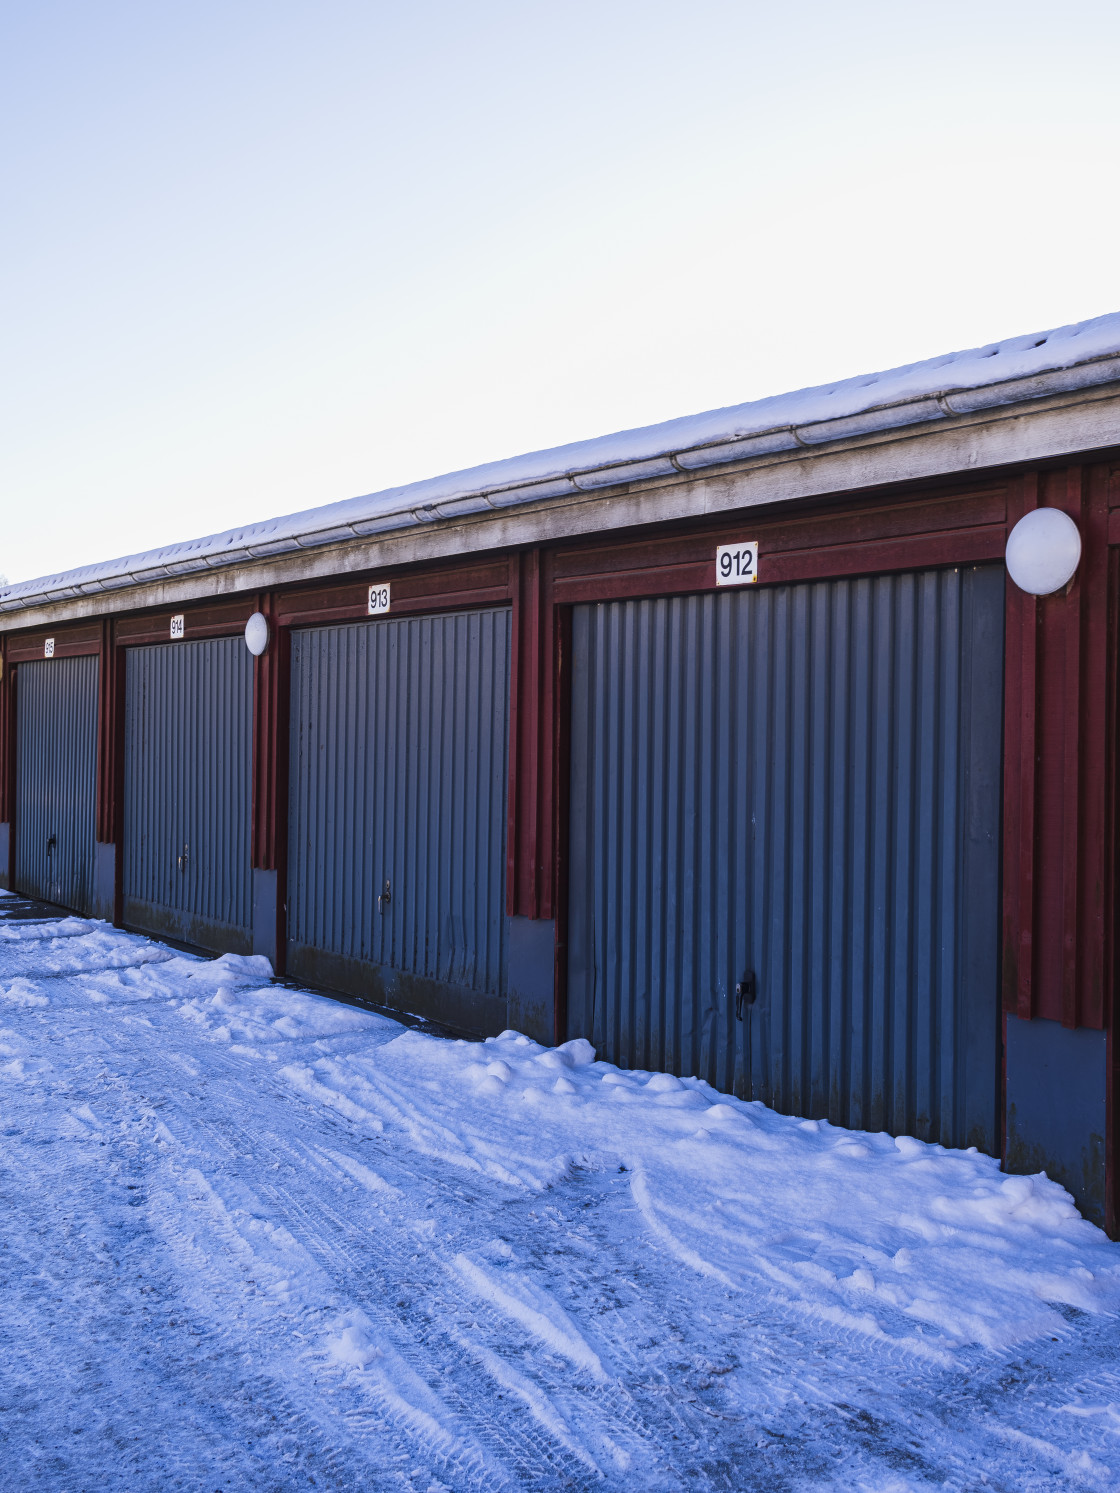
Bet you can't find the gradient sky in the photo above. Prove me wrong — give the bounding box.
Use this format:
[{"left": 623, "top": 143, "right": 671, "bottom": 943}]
[{"left": 3, "top": 1, "right": 1119, "bottom": 583}]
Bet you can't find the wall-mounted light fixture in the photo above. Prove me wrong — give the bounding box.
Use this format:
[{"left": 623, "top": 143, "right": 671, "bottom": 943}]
[
  {"left": 1005, "top": 507, "right": 1082, "bottom": 596},
  {"left": 244, "top": 612, "right": 270, "bottom": 656}
]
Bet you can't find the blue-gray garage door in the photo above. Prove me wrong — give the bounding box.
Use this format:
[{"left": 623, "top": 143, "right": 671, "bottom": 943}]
[
  {"left": 123, "top": 637, "right": 253, "bottom": 953},
  {"left": 15, "top": 655, "right": 99, "bottom": 914},
  {"left": 567, "top": 564, "right": 1004, "bottom": 1152},
  {"left": 287, "top": 608, "right": 510, "bottom": 1035}
]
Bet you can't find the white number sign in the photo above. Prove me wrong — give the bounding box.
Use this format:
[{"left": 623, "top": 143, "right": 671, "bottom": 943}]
[
  {"left": 716, "top": 541, "right": 759, "bottom": 586},
  {"left": 368, "top": 583, "right": 391, "bottom": 616},
  {"left": 170, "top": 614, "right": 185, "bottom": 639},
  {"left": 43, "top": 637, "right": 55, "bottom": 658}
]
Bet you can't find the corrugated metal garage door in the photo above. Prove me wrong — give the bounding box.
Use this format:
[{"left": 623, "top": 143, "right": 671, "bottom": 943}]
[
  {"left": 123, "top": 638, "right": 253, "bottom": 953},
  {"left": 567, "top": 565, "right": 1004, "bottom": 1152},
  {"left": 15, "top": 656, "right": 99, "bottom": 913},
  {"left": 287, "top": 608, "right": 510, "bottom": 1035}
]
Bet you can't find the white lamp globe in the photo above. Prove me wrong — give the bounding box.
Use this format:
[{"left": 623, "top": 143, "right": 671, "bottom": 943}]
[
  {"left": 1005, "top": 508, "right": 1082, "bottom": 596},
  {"left": 244, "top": 612, "right": 270, "bottom": 656}
]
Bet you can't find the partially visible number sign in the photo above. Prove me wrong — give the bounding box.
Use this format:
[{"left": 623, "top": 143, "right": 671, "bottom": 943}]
[
  {"left": 716, "top": 541, "right": 758, "bottom": 586},
  {"left": 368, "top": 583, "right": 391, "bottom": 616},
  {"left": 43, "top": 637, "right": 55, "bottom": 658},
  {"left": 170, "top": 614, "right": 185, "bottom": 639}
]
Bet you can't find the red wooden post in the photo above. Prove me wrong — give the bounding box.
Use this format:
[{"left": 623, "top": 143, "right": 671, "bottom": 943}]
[
  {"left": 1002, "top": 464, "right": 1111, "bottom": 1031},
  {"left": 507, "top": 548, "right": 557, "bottom": 921},
  {"left": 95, "top": 617, "right": 121, "bottom": 845},
  {"left": 1002, "top": 471, "right": 1039, "bottom": 1021},
  {"left": 1059, "top": 468, "right": 1084, "bottom": 1028},
  {"left": 1103, "top": 498, "right": 1120, "bottom": 1239},
  {"left": 250, "top": 593, "right": 287, "bottom": 872},
  {"left": 93, "top": 616, "right": 125, "bottom": 923},
  {"left": 552, "top": 603, "right": 573, "bottom": 1043},
  {"left": 250, "top": 593, "right": 290, "bottom": 972},
  {"left": 0, "top": 635, "right": 13, "bottom": 887},
  {"left": 1074, "top": 464, "right": 1112, "bottom": 1032}
]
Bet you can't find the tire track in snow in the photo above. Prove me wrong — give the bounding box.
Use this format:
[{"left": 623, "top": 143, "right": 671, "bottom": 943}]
[{"left": 5, "top": 922, "right": 1119, "bottom": 1491}]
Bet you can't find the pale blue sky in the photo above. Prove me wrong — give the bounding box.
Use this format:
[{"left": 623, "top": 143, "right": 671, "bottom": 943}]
[{"left": 3, "top": 1, "right": 1119, "bottom": 583}]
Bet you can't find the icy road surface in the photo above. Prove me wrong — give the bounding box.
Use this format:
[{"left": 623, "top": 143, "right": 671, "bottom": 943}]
[{"left": 2, "top": 900, "right": 1119, "bottom": 1491}]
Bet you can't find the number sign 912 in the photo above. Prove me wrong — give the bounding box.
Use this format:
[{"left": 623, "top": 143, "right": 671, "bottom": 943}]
[{"left": 716, "top": 541, "right": 758, "bottom": 586}]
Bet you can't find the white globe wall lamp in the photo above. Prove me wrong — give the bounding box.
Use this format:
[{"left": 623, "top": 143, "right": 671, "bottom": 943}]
[
  {"left": 244, "top": 611, "right": 270, "bottom": 656},
  {"left": 1004, "top": 508, "right": 1082, "bottom": 596}
]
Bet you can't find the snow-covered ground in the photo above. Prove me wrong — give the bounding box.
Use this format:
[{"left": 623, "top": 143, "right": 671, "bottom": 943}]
[{"left": 2, "top": 895, "right": 1119, "bottom": 1491}]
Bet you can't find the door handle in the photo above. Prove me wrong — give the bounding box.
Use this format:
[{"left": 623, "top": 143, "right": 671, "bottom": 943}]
[
  {"left": 735, "top": 972, "right": 757, "bottom": 1020},
  {"left": 178, "top": 843, "right": 189, "bottom": 873},
  {"left": 378, "top": 878, "right": 391, "bottom": 914}
]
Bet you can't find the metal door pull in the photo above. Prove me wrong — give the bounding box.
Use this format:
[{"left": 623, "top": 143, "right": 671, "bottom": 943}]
[
  {"left": 735, "top": 972, "right": 756, "bottom": 1020},
  {"left": 378, "top": 878, "right": 391, "bottom": 913}
]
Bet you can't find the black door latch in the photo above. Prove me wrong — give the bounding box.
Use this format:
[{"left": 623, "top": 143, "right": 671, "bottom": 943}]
[{"left": 735, "top": 971, "right": 757, "bottom": 1020}]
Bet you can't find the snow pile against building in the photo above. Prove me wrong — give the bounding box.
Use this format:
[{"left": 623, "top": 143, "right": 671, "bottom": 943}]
[{"left": 4, "top": 907, "right": 1120, "bottom": 1489}]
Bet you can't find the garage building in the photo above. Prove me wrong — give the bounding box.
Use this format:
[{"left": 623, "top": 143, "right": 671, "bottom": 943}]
[{"left": 1, "top": 313, "right": 1117, "bottom": 1233}]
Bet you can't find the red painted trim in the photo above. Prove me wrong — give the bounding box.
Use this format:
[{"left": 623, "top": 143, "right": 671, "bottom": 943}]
[
  {"left": 250, "top": 598, "right": 290, "bottom": 874},
  {"left": 6, "top": 626, "right": 100, "bottom": 663},
  {"left": 274, "top": 559, "right": 513, "bottom": 629},
  {"left": 104, "top": 634, "right": 127, "bottom": 924},
  {"left": 1060, "top": 470, "right": 1085, "bottom": 1028},
  {"left": 96, "top": 620, "right": 120, "bottom": 845},
  {"left": 551, "top": 529, "right": 1007, "bottom": 605},
  {"left": 1000, "top": 466, "right": 1111, "bottom": 1031},
  {"left": 1076, "top": 466, "right": 1112, "bottom": 1031},
  {"left": 279, "top": 587, "right": 512, "bottom": 631},
  {"left": 506, "top": 555, "right": 525, "bottom": 920},
  {"left": 3, "top": 665, "right": 14, "bottom": 888},
  {"left": 506, "top": 549, "right": 558, "bottom": 921},
  {"left": 1105, "top": 544, "right": 1119, "bottom": 1239},
  {"left": 552, "top": 605, "right": 573, "bottom": 1044},
  {"left": 538, "top": 551, "right": 557, "bottom": 922},
  {"left": 0, "top": 635, "right": 14, "bottom": 886},
  {"left": 0, "top": 634, "right": 11, "bottom": 827},
  {"left": 114, "top": 609, "right": 248, "bottom": 647},
  {"left": 507, "top": 551, "right": 541, "bottom": 918},
  {"left": 249, "top": 595, "right": 290, "bottom": 973},
  {"left": 550, "top": 485, "right": 1009, "bottom": 606},
  {"left": 1002, "top": 474, "right": 1039, "bottom": 1020}
]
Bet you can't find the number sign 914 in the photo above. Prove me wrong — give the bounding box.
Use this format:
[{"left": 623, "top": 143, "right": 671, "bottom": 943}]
[{"left": 716, "top": 541, "right": 758, "bottom": 586}]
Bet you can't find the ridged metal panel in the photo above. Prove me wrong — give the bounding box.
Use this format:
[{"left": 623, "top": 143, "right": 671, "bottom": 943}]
[
  {"left": 288, "top": 609, "right": 510, "bottom": 1023},
  {"left": 567, "top": 566, "right": 1004, "bottom": 1151},
  {"left": 14, "top": 656, "right": 99, "bottom": 913},
  {"left": 123, "top": 637, "right": 253, "bottom": 951}
]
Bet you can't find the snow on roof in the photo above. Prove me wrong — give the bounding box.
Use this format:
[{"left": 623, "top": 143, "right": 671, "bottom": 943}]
[{"left": 5, "top": 310, "right": 1120, "bottom": 612}]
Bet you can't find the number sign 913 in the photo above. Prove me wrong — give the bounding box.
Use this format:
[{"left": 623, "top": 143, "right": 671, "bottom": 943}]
[
  {"left": 716, "top": 541, "right": 758, "bottom": 586},
  {"left": 368, "top": 583, "right": 391, "bottom": 616}
]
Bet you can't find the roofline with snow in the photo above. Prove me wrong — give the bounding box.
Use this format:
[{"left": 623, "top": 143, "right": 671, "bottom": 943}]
[{"left": 5, "top": 338, "right": 1120, "bottom": 632}]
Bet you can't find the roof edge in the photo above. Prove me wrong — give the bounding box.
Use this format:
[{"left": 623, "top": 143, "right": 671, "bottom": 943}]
[{"left": 5, "top": 323, "right": 1120, "bottom": 618}]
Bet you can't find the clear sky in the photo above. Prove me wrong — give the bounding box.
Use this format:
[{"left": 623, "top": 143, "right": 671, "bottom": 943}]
[{"left": 3, "top": 1, "right": 1119, "bottom": 584}]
